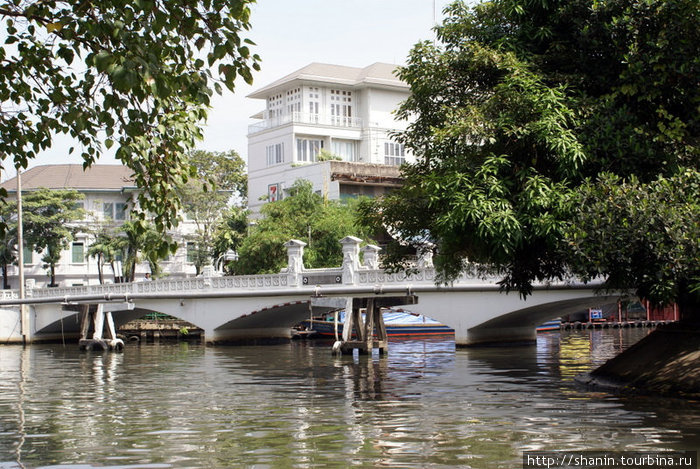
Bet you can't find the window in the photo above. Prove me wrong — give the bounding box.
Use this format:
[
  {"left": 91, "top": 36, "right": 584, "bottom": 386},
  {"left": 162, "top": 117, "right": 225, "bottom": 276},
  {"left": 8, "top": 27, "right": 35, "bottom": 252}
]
[
  {"left": 22, "top": 246, "right": 32, "bottom": 265},
  {"left": 286, "top": 87, "right": 301, "bottom": 115},
  {"left": 186, "top": 242, "right": 196, "bottom": 263},
  {"left": 330, "top": 89, "right": 353, "bottom": 126},
  {"left": 384, "top": 142, "right": 405, "bottom": 166},
  {"left": 72, "top": 242, "right": 84, "bottom": 263},
  {"left": 266, "top": 143, "right": 284, "bottom": 166},
  {"left": 297, "top": 138, "right": 323, "bottom": 162},
  {"left": 332, "top": 140, "right": 357, "bottom": 162},
  {"left": 307, "top": 87, "right": 320, "bottom": 118},
  {"left": 267, "top": 93, "right": 284, "bottom": 119},
  {"left": 115, "top": 202, "right": 127, "bottom": 220},
  {"left": 103, "top": 202, "right": 114, "bottom": 220}
]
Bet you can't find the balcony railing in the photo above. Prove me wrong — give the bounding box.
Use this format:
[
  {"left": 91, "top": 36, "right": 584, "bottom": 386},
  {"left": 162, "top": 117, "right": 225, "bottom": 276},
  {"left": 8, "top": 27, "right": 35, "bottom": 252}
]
[{"left": 248, "top": 112, "right": 363, "bottom": 134}]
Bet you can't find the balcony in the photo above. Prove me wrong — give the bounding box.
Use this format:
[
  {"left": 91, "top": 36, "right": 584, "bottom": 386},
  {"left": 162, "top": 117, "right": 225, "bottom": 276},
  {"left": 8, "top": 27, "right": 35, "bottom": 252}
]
[{"left": 248, "top": 111, "right": 363, "bottom": 135}]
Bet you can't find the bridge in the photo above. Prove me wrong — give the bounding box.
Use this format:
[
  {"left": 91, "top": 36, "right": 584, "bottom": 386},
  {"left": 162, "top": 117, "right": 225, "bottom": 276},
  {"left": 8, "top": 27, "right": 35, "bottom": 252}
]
[{"left": 0, "top": 237, "right": 622, "bottom": 347}]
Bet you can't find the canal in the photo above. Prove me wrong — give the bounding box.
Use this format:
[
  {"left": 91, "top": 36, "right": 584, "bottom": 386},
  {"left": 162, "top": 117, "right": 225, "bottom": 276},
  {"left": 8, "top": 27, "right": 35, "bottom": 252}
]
[{"left": 0, "top": 328, "right": 698, "bottom": 468}]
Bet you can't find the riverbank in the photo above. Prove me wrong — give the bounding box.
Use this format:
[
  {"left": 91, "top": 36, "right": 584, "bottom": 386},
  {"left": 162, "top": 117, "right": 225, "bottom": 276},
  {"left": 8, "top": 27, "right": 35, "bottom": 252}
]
[{"left": 575, "top": 323, "right": 700, "bottom": 399}]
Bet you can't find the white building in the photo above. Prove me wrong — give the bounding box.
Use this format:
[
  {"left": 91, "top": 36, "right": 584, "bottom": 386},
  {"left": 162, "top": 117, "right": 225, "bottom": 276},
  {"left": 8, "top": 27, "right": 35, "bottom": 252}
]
[
  {"left": 247, "top": 62, "right": 414, "bottom": 214},
  {"left": 0, "top": 164, "right": 199, "bottom": 288}
]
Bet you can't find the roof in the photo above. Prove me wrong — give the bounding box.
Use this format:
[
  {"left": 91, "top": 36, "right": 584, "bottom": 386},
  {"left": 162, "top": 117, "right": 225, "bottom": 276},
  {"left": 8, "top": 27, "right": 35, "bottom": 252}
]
[
  {"left": 248, "top": 62, "right": 408, "bottom": 99},
  {"left": 1, "top": 164, "right": 136, "bottom": 192}
]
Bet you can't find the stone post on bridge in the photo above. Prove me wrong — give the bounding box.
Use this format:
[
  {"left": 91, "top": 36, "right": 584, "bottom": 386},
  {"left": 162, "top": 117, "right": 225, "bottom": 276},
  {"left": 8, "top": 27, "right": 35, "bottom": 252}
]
[
  {"left": 417, "top": 242, "right": 435, "bottom": 269},
  {"left": 340, "top": 236, "right": 362, "bottom": 285},
  {"left": 361, "top": 244, "right": 381, "bottom": 270},
  {"left": 284, "top": 239, "right": 307, "bottom": 287}
]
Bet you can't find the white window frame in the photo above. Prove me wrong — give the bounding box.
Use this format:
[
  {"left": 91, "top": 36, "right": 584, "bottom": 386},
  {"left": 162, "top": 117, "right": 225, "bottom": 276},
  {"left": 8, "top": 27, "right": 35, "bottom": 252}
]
[
  {"left": 266, "top": 143, "right": 285, "bottom": 166},
  {"left": 71, "top": 242, "right": 85, "bottom": 264},
  {"left": 296, "top": 138, "right": 324, "bottom": 162},
  {"left": 384, "top": 142, "right": 406, "bottom": 166},
  {"left": 332, "top": 140, "right": 357, "bottom": 162}
]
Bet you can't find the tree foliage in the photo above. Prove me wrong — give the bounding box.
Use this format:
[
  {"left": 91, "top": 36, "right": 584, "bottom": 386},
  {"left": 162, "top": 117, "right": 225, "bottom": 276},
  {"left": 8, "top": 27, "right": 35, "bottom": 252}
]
[
  {"left": 0, "top": 0, "right": 260, "bottom": 238},
  {"left": 86, "top": 224, "right": 121, "bottom": 284},
  {"left": 233, "top": 180, "right": 373, "bottom": 275},
  {"left": 363, "top": 0, "right": 699, "bottom": 308},
  {"left": 0, "top": 201, "right": 16, "bottom": 288},
  {"left": 176, "top": 149, "right": 246, "bottom": 275},
  {"left": 115, "top": 219, "right": 169, "bottom": 282},
  {"left": 566, "top": 170, "right": 700, "bottom": 310},
  {"left": 211, "top": 205, "right": 248, "bottom": 275},
  {"left": 20, "top": 188, "right": 84, "bottom": 286}
]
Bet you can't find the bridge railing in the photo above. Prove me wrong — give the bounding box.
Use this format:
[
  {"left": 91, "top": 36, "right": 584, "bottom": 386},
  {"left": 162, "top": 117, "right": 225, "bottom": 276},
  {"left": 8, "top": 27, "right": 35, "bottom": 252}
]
[
  {"left": 9, "top": 236, "right": 591, "bottom": 301},
  {"left": 26, "top": 272, "right": 290, "bottom": 299}
]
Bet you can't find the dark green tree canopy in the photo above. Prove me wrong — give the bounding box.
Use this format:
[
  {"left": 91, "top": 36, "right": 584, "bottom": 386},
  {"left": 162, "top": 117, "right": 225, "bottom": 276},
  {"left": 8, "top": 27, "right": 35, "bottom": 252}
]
[
  {"left": 364, "top": 0, "right": 699, "bottom": 308},
  {"left": 234, "top": 180, "right": 373, "bottom": 275},
  {"left": 0, "top": 0, "right": 260, "bottom": 233},
  {"left": 20, "top": 188, "right": 84, "bottom": 285}
]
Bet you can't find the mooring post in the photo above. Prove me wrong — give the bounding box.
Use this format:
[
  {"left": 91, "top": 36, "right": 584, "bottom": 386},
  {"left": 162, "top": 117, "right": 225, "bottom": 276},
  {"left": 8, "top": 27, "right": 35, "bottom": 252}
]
[
  {"left": 373, "top": 302, "right": 388, "bottom": 355},
  {"left": 363, "top": 299, "right": 375, "bottom": 354}
]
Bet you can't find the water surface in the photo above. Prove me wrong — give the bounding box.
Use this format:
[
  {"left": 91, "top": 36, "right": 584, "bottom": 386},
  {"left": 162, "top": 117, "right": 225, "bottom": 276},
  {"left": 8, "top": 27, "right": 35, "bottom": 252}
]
[{"left": 0, "top": 329, "right": 698, "bottom": 468}]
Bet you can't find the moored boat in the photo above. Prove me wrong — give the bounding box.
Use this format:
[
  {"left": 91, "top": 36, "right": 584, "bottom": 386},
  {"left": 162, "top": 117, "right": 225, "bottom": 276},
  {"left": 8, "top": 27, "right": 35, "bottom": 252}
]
[
  {"left": 300, "top": 310, "right": 454, "bottom": 338},
  {"left": 536, "top": 318, "right": 562, "bottom": 332}
]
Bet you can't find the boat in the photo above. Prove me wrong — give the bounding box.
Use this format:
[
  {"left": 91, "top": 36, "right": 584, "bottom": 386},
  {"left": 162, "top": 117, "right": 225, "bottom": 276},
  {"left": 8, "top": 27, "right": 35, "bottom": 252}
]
[
  {"left": 299, "top": 310, "right": 454, "bottom": 338},
  {"left": 536, "top": 318, "right": 562, "bottom": 332}
]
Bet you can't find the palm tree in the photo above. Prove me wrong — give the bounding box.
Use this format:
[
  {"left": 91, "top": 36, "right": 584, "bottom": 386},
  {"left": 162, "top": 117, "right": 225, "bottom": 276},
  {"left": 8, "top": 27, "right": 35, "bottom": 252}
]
[
  {"left": 117, "top": 220, "right": 170, "bottom": 281},
  {"left": 87, "top": 231, "right": 120, "bottom": 284}
]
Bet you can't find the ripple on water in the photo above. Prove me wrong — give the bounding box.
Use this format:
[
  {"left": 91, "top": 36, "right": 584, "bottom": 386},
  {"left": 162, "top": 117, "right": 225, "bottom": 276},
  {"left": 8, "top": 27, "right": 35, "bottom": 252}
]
[{"left": 0, "top": 330, "right": 697, "bottom": 468}]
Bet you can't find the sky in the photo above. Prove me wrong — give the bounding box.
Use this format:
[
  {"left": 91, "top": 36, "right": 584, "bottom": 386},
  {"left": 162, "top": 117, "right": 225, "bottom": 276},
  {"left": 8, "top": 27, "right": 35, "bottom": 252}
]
[{"left": 2, "top": 0, "right": 456, "bottom": 181}]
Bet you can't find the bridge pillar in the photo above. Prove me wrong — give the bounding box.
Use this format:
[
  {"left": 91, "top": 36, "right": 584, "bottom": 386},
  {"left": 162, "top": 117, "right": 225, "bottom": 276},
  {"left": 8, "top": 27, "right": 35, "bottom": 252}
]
[
  {"left": 78, "top": 304, "right": 124, "bottom": 352},
  {"left": 339, "top": 298, "right": 388, "bottom": 355},
  {"left": 467, "top": 325, "right": 537, "bottom": 346}
]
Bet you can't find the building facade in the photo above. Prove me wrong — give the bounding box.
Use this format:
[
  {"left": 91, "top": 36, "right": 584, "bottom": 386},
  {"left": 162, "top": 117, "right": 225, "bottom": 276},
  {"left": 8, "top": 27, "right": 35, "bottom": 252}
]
[
  {"left": 0, "top": 164, "right": 199, "bottom": 288},
  {"left": 247, "top": 62, "right": 414, "bottom": 214}
]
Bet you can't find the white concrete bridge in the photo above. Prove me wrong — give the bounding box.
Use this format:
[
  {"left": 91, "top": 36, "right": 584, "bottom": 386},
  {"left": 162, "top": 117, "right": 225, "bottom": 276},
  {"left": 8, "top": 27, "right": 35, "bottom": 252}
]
[{"left": 0, "top": 237, "right": 622, "bottom": 346}]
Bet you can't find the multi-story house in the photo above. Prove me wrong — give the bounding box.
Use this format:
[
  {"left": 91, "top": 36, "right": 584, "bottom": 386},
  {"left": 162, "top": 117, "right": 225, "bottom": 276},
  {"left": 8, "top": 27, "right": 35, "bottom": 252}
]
[
  {"left": 247, "top": 62, "right": 414, "bottom": 215},
  {"left": 0, "top": 164, "right": 199, "bottom": 288}
]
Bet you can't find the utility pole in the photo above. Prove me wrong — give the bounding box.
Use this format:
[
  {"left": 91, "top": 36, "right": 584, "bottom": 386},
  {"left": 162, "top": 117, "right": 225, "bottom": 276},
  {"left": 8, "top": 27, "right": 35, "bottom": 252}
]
[{"left": 16, "top": 168, "right": 28, "bottom": 345}]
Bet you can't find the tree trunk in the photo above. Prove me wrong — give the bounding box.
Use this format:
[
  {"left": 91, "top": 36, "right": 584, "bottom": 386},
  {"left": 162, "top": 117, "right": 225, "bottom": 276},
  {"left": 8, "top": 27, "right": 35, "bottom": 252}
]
[
  {"left": 2, "top": 264, "right": 8, "bottom": 289},
  {"left": 96, "top": 254, "right": 104, "bottom": 285},
  {"left": 49, "top": 263, "right": 56, "bottom": 287}
]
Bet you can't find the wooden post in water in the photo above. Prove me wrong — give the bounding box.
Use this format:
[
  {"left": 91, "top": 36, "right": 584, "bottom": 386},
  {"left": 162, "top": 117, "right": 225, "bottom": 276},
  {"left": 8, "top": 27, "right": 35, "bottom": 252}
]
[{"left": 337, "top": 296, "right": 413, "bottom": 355}]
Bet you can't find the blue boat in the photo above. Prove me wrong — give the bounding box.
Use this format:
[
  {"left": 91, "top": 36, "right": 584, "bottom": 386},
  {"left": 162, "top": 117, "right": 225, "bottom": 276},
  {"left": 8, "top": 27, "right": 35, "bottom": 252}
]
[
  {"left": 300, "top": 310, "right": 454, "bottom": 338},
  {"left": 536, "top": 318, "right": 562, "bottom": 332}
]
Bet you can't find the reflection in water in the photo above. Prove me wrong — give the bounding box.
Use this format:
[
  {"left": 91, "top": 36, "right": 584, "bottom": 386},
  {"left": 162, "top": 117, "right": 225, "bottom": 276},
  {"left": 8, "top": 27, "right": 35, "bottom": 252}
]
[{"left": 0, "top": 330, "right": 697, "bottom": 468}]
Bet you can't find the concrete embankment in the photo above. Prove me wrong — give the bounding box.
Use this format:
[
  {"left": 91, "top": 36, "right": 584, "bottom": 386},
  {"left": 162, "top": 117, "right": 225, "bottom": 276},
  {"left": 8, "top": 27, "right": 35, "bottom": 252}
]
[{"left": 575, "top": 323, "right": 700, "bottom": 399}]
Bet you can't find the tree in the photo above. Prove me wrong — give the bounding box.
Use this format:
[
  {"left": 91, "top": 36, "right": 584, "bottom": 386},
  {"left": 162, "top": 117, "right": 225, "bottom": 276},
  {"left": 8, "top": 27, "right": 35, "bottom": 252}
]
[
  {"left": 115, "top": 220, "right": 169, "bottom": 282},
  {"left": 362, "top": 0, "right": 699, "bottom": 314},
  {"left": 21, "top": 188, "right": 84, "bottom": 286},
  {"left": 233, "top": 180, "right": 373, "bottom": 275},
  {"left": 211, "top": 205, "right": 248, "bottom": 275},
  {"left": 565, "top": 171, "right": 700, "bottom": 319},
  {"left": 187, "top": 149, "right": 247, "bottom": 200},
  {"left": 0, "top": 1, "right": 260, "bottom": 240},
  {"left": 86, "top": 225, "right": 122, "bottom": 284},
  {"left": 176, "top": 149, "right": 246, "bottom": 275}
]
